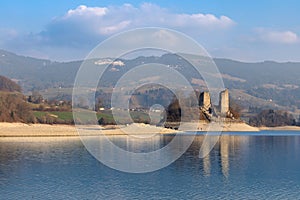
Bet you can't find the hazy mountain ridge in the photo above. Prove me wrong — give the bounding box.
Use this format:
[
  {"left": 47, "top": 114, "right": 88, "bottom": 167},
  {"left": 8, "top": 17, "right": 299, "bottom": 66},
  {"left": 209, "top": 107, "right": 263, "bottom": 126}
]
[{"left": 0, "top": 49, "right": 81, "bottom": 91}]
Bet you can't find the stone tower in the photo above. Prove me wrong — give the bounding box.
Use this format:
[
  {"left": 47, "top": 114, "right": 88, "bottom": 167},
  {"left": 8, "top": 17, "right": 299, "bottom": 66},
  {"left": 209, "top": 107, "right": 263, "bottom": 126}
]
[
  {"left": 219, "top": 89, "right": 229, "bottom": 116},
  {"left": 199, "top": 92, "right": 211, "bottom": 110}
]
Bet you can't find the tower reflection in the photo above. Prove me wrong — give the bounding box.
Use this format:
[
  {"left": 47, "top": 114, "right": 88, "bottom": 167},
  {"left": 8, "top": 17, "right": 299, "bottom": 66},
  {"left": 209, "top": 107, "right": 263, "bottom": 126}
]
[
  {"left": 220, "top": 135, "right": 230, "bottom": 178},
  {"left": 195, "top": 135, "right": 250, "bottom": 178}
]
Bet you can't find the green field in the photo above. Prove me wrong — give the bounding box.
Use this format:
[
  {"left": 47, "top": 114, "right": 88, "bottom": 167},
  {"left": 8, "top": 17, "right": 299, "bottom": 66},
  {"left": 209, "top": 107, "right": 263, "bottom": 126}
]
[{"left": 33, "top": 110, "right": 151, "bottom": 124}]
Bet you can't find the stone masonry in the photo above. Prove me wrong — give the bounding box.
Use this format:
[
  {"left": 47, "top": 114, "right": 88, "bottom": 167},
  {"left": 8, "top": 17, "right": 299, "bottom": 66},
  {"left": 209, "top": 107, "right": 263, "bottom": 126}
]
[
  {"left": 219, "top": 89, "right": 229, "bottom": 116},
  {"left": 199, "top": 91, "right": 211, "bottom": 110}
]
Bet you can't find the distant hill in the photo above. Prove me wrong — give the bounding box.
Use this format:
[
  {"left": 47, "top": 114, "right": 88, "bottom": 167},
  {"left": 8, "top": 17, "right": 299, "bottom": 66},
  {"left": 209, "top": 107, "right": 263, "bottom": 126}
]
[
  {"left": 0, "top": 49, "right": 81, "bottom": 91},
  {"left": 0, "top": 75, "right": 21, "bottom": 92},
  {"left": 0, "top": 75, "right": 35, "bottom": 123},
  {"left": 1, "top": 49, "right": 300, "bottom": 116}
]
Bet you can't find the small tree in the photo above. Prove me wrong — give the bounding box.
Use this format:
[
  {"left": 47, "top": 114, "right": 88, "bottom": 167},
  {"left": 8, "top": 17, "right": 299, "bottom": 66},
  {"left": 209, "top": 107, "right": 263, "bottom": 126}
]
[
  {"left": 166, "top": 98, "right": 181, "bottom": 122},
  {"left": 229, "top": 99, "right": 241, "bottom": 119}
]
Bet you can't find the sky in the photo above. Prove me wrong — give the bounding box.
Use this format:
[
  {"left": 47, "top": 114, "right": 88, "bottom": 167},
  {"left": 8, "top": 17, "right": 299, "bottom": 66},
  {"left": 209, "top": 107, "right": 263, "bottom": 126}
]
[{"left": 0, "top": 0, "right": 300, "bottom": 62}]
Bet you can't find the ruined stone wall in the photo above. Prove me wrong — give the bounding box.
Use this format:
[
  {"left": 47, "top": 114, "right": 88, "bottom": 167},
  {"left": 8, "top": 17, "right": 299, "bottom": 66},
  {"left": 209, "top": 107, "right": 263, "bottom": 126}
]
[
  {"left": 219, "top": 89, "right": 229, "bottom": 115},
  {"left": 199, "top": 92, "right": 211, "bottom": 110}
]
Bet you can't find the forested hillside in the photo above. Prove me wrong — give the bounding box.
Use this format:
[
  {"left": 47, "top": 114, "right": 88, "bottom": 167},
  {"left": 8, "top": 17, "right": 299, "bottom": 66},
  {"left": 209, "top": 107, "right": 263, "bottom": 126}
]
[{"left": 0, "top": 76, "right": 35, "bottom": 122}]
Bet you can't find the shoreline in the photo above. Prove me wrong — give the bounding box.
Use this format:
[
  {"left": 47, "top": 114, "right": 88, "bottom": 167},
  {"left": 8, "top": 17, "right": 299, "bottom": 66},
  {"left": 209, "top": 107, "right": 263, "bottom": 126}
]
[
  {"left": 0, "top": 122, "right": 299, "bottom": 138},
  {"left": 259, "top": 126, "right": 300, "bottom": 131},
  {"left": 0, "top": 122, "right": 177, "bottom": 137}
]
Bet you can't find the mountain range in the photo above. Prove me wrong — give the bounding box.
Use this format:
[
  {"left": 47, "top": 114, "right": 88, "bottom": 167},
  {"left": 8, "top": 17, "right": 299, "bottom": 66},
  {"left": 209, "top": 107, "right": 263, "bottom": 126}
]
[{"left": 0, "top": 49, "right": 299, "bottom": 116}]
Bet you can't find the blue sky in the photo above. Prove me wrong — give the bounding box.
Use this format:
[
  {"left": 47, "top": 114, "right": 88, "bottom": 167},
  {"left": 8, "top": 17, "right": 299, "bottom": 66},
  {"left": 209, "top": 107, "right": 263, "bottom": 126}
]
[{"left": 0, "top": 0, "right": 300, "bottom": 61}]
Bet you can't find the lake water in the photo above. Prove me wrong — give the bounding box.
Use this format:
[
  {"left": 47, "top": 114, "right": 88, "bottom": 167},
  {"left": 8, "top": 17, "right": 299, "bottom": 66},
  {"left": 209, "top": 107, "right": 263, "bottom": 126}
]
[{"left": 1, "top": 131, "right": 300, "bottom": 199}]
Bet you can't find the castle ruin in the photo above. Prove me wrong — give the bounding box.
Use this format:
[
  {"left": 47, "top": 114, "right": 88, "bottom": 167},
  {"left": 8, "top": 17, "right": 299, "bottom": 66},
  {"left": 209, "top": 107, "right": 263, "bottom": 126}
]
[
  {"left": 199, "top": 92, "right": 211, "bottom": 111},
  {"left": 219, "top": 89, "right": 229, "bottom": 116},
  {"left": 199, "top": 89, "right": 233, "bottom": 121},
  {"left": 165, "top": 89, "right": 236, "bottom": 129}
]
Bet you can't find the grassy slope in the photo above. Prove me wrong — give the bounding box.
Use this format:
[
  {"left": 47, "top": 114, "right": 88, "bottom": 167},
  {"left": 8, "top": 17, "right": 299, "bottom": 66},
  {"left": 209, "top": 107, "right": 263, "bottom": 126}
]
[{"left": 33, "top": 110, "right": 150, "bottom": 124}]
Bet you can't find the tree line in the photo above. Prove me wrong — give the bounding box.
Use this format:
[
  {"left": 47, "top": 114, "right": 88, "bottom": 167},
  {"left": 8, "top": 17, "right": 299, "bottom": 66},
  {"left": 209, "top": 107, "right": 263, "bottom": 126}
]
[{"left": 249, "top": 109, "right": 297, "bottom": 127}]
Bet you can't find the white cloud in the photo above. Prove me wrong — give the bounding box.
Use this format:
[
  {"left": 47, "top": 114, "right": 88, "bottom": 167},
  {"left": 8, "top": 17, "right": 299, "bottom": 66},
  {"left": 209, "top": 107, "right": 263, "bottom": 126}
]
[
  {"left": 44, "top": 3, "right": 235, "bottom": 40},
  {"left": 0, "top": 28, "right": 18, "bottom": 38},
  {"left": 257, "top": 29, "right": 299, "bottom": 44},
  {"left": 66, "top": 5, "right": 107, "bottom": 17},
  {"left": 0, "top": 28, "right": 18, "bottom": 45},
  {"left": 174, "top": 14, "right": 234, "bottom": 29},
  {"left": 0, "top": 28, "right": 19, "bottom": 49},
  {"left": 0, "top": 3, "right": 236, "bottom": 61},
  {"left": 99, "top": 20, "right": 131, "bottom": 35}
]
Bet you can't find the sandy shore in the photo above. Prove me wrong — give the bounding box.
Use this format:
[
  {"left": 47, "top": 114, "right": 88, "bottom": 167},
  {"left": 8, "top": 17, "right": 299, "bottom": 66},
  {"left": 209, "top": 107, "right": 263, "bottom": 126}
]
[
  {"left": 0, "top": 122, "right": 262, "bottom": 137},
  {"left": 180, "top": 121, "right": 259, "bottom": 132},
  {"left": 0, "top": 123, "right": 78, "bottom": 137},
  {"left": 0, "top": 123, "right": 177, "bottom": 137},
  {"left": 259, "top": 126, "right": 300, "bottom": 131}
]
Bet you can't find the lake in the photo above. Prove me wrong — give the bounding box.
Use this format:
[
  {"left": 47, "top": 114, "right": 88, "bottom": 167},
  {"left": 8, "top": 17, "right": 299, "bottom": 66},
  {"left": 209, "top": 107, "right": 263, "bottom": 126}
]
[{"left": 1, "top": 131, "right": 300, "bottom": 199}]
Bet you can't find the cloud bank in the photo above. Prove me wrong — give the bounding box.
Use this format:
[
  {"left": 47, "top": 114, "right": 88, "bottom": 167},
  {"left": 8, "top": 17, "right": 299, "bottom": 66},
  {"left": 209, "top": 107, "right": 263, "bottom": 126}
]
[
  {"left": 256, "top": 29, "right": 299, "bottom": 44},
  {"left": 2, "top": 3, "right": 299, "bottom": 61},
  {"left": 0, "top": 3, "right": 236, "bottom": 60},
  {"left": 38, "top": 4, "right": 235, "bottom": 46}
]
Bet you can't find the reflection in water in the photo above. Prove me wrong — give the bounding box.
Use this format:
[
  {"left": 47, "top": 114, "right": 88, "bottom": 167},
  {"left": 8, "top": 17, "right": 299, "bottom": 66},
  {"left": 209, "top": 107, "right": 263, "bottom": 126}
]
[
  {"left": 1, "top": 134, "right": 300, "bottom": 199},
  {"left": 0, "top": 135, "right": 250, "bottom": 178},
  {"left": 188, "top": 135, "right": 250, "bottom": 178},
  {"left": 220, "top": 135, "right": 230, "bottom": 178},
  {"left": 220, "top": 135, "right": 249, "bottom": 178},
  {"left": 203, "top": 152, "right": 211, "bottom": 176},
  {"left": 110, "top": 134, "right": 165, "bottom": 153}
]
